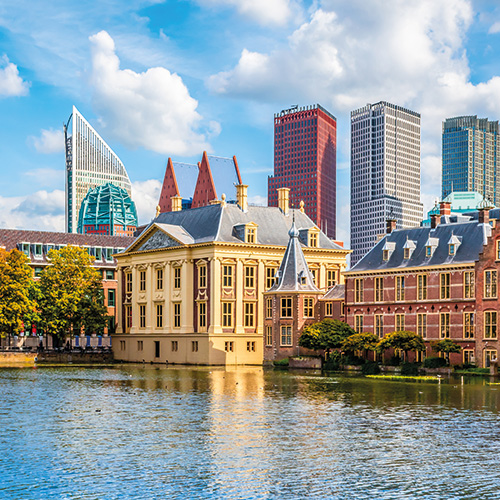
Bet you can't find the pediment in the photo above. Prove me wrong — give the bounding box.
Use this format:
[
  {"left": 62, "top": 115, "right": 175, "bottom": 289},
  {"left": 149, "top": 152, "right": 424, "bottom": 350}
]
[{"left": 137, "top": 229, "right": 182, "bottom": 251}]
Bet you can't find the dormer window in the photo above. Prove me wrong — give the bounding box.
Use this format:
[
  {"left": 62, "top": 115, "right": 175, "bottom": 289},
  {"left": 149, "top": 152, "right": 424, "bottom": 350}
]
[
  {"left": 404, "top": 248, "right": 410, "bottom": 259},
  {"left": 403, "top": 239, "right": 416, "bottom": 260},
  {"left": 447, "top": 233, "right": 461, "bottom": 256},
  {"left": 449, "top": 244, "right": 455, "bottom": 256},
  {"left": 246, "top": 226, "right": 256, "bottom": 244},
  {"left": 21, "top": 242, "right": 30, "bottom": 257},
  {"left": 382, "top": 241, "right": 396, "bottom": 261},
  {"left": 425, "top": 246, "right": 432, "bottom": 257},
  {"left": 298, "top": 270, "right": 306, "bottom": 284},
  {"left": 309, "top": 232, "right": 318, "bottom": 248},
  {"left": 233, "top": 222, "right": 258, "bottom": 243},
  {"left": 424, "top": 237, "right": 439, "bottom": 258},
  {"left": 383, "top": 250, "right": 390, "bottom": 261},
  {"left": 34, "top": 243, "right": 43, "bottom": 259}
]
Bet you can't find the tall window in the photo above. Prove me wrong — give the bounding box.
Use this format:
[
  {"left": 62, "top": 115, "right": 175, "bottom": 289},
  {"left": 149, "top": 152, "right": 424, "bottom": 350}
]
[
  {"left": 156, "top": 269, "right": 163, "bottom": 290},
  {"left": 198, "top": 265, "right": 207, "bottom": 289},
  {"left": 463, "top": 271, "right": 474, "bottom": 299},
  {"left": 440, "top": 312, "right": 450, "bottom": 338},
  {"left": 463, "top": 349, "right": 474, "bottom": 365},
  {"left": 245, "top": 266, "right": 255, "bottom": 289},
  {"left": 139, "top": 305, "right": 146, "bottom": 328},
  {"left": 375, "top": 314, "right": 383, "bottom": 338},
  {"left": 440, "top": 273, "right": 451, "bottom": 299},
  {"left": 192, "top": 341, "right": 198, "bottom": 352},
  {"left": 417, "top": 313, "right": 427, "bottom": 338},
  {"left": 266, "top": 298, "right": 273, "bottom": 319},
  {"left": 125, "top": 272, "right": 132, "bottom": 293},
  {"left": 395, "top": 314, "right": 405, "bottom": 332},
  {"left": 266, "top": 268, "right": 276, "bottom": 289},
  {"left": 125, "top": 306, "right": 132, "bottom": 330},
  {"left": 156, "top": 304, "right": 163, "bottom": 328},
  {"left": 174, "top": 303, "right": 181, "bottom": 328},
  {"left": 223, "top": 265, "right": 233, "bottom": 288},
  {"left": 281, "top": 297, "right": 292, "bottom": 318},
  {"left": 484, "top": 311, "right": 497, "bottom": 339},
  {"left": 222, "top": 302, "right": 233, "bottom": 327},
  {"left": 484, "top": 270, "right": 497, "bottom": 298},
  {"left": 303, "top": 298, "right": 314, "bottom": 318},
  {"left": 375, "top": 277, "right": 383, "bottom": 302},
  {"left": 266, "top": 326, "right": 273, "bottom": 346},
  {"left": 485, "top": 349, "right": 498, "bottom": 367},
  {"left": 309, "top": 232, "right": 318, "bottom": 248},
  {"left": 354, "top": 315, "right": 363, "bottom": 333},
  {"left": 464, "top": 312, "right": 474, "bottom": 339},
  {"left": 225, "top": 341, "right": 234, "bottom": 352},
  {"left": 325, "top": 302, "right": 333, "bottom": 316},
  {"left": 417, "top": 275, "right": 427, "bottom": 301},
  {"left": 174, "top": 267, "right": 181, "bottom": 289},
  {"left": 244, "top": 302, "right": 255, "bottom": 327},
  {"left": 396, "top": 276, "right": 405, "bottom": 301},
  {"left": 246, "top": 227, "right": 256, "bottom": 244},
  {"left": 108, "top": 289, "right": 115, "bottom": 307},
  {"left": 497, "top": 239, "right": 500, "bottom": 260},
  {"left": 327, "top": 270, "right": 337, "bottom": 288},
  {"left": 139, "top": 271, "right": 146, "bottom": 292},
  {"left": 198, "top": 302, "right": 207, "bottom": 330},
  {"left": 171, "top": 341, "right": 178, "bottom": 352},
  {"left": 311, "top": 269, "right": 318, "bottom": 286},
  {"left": 354, "top": 278, "right": 364, "bottom": 303},
  {"left": 280, "top": 325, "right": 292, "bottom": 346}
]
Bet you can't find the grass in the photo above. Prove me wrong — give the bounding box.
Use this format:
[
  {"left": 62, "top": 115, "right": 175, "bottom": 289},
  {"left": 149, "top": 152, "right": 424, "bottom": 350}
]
[
  {"left": 366, "top": 374, "right": 440, "bottom": 382},
  {"left": 454, "top": 368, "right": 490, "bottom": 376},
  {"left": 486, "top": 382, "right": 500, "bottom": 386}
]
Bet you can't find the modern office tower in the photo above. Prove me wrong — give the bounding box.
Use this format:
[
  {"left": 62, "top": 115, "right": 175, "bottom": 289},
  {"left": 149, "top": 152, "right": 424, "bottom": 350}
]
[
  {"left": 268, "top": 104, "right": 337, "bottom": 239},
  {"left": 442, "top": 116, "right": 500, "bottom": 205},
  {"left": 64, "top": 106, "right": 132, "bottom": 233},
  {"left": 350, "top": 101, "right": 423, "bottom": 266},
  {"left": 77, "top": 183, "right": 138, "bottom": 236}
]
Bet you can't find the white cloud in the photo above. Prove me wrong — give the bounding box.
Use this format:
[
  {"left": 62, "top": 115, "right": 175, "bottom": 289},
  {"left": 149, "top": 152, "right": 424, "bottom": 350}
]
[
  {"left": 88, "top": 30, "right": 215, "bottom": 156},
  {"left": 196, "top": 0, "right": 296, "bottom": 26},
  {"left": 0, "top": 55, "right": 29, "bottom": 97},
  {"left": 489, "top": 21, "right": 500, "bottom": 34},
  {"left": 0, "top": 189, "right": 64, "bottom": 231},
  {"left": 29, "top": 128, "right": 65, "bottom": 154},
  {"left": 23, "top": 168, "right": 63, "bottom": 189},
  {"left": 131, "top": 179, "right": 162, "bottom": 225},
  {"left": 248, "top": 194, "right": 267, "bottom": 206}
]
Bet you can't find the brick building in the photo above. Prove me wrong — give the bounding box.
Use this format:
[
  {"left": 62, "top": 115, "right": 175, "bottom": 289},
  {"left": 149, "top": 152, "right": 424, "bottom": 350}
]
[{"left": 344, "top": 203, "right": 500, "bottom": 367}]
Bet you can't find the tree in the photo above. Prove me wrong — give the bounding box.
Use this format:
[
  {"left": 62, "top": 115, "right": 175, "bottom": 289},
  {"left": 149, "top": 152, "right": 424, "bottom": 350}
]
[
  {"left": 0, "top": 248, "right": 37, "bottom": 345},
  {"left": 342, "top": 332, "right": 379, "bottom": 359},
  {"left": 38, "top": 246, "right": 109, "bottom": 346},
  {"left": 377, "top": 331, "right": 425, "bottom": 361},
  {"left": 432, "top": 339, "right": 461, "bottom": 365},
  {"left": 299, "top": 319, "right": 356, "bottom": 352}
]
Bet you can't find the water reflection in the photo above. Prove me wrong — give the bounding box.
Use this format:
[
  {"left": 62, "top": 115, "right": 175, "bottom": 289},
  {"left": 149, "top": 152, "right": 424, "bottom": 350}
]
[{"left": 0, "top": 366, "right": 499, "bottom": 499}]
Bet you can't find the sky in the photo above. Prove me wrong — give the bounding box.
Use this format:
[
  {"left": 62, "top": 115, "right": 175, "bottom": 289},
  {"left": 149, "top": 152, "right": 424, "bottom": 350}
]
[{"left": 1, "top": 0, "right": 500, "bottom": 248}]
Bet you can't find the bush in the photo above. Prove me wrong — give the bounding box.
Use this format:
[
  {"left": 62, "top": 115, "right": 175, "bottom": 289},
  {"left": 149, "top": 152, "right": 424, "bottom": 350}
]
[
  {"left": 386, "top": 355, "right": 401, "bottom": 366},
  {"left": 423, "top": 357, "right": 447, "bottom": 368},
  {"left": 343, "top": 354, "right": 365, "bottom": 366},
  {"left": 401, "top": 362, "right": 419, "bottom": 375},
  {"left": 362, "top": 361, "right": 381, "bottom": 375},
  {"left": 274, "top": 358, "right": 289, "bottom": 367}
]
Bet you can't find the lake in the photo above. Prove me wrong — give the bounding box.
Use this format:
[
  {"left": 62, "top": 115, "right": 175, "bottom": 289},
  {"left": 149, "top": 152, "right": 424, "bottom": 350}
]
[{"left": 1, "top": 365, "right": 500, "bottom": 499}]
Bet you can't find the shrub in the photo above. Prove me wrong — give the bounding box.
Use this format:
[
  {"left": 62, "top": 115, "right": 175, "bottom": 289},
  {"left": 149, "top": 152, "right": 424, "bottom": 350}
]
[
  {"left": 274, "top": 358, "right": 289, "bottom": 367},
  {"left": 343, "top": 354, "right": 365, "bottom": 366},
  {"left": 401, "top": 362, "right": 419, "bottom": 375},
  {"left": 362, "top": 361, "right": 381, "bottom": 375},
  {"left": 423, "top": 357, "right": 447, "bottom": 368},
  {"left": 386, "top": 355, "right": 401, "bottom": 366}
]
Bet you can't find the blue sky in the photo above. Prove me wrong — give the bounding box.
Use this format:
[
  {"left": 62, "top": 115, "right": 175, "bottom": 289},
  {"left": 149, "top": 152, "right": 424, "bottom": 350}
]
[{"left": 0, "top": 0, "right": 500, "bottom": 246}]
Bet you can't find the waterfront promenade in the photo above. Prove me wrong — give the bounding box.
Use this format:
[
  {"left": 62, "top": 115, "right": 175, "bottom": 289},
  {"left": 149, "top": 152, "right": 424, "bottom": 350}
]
[{"left": 1, "top": 365, "right": 499, "bottom": 499}]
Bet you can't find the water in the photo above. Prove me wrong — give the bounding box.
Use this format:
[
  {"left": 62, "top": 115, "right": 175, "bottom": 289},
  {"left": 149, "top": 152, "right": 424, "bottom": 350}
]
[{"left": 1, "top": 366, "right": 500, "bottom": 499}]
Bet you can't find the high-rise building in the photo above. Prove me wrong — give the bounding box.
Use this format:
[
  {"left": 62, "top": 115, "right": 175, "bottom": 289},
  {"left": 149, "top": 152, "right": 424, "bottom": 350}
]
[
  {"left": 64, "top": 106, "right": 132, "bottom": 233},
  {"left": 268, "top": 104, "right": 337, "bottom": 239},
  {"left": 350, "top": 101, "right": 423, "bottom": 266},
  {"left": 442, "top": 116, "right": 500, "bottom": 205}
]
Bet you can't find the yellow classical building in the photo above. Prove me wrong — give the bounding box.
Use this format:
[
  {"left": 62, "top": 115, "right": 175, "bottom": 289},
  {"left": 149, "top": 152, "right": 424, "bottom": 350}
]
[{"left": 113, "top": 187, "right": 350, "bottom": 365}]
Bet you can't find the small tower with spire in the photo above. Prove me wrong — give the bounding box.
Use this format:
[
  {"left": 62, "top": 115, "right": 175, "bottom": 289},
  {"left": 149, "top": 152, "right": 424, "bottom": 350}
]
[{"left": 263, "top": 218, "right": 323, "bottom": 362}]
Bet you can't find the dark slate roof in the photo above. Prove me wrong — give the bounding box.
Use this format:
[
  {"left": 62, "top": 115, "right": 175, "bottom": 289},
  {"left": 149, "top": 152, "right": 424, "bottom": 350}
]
[
  {"left": 137, "top": 204, "right": 344, "bottom": 250},
  {"left": 464, "top": 208, "right": 500, "bottom": 221},
  {"left": 322, "top": 284, "right": 345, "bottom": 300},
  {"left": 348, "top": 221, "right": 491, "bottom": 273},
  {"left": 267, "top": 222, "right": 320, "bottom": 293}
]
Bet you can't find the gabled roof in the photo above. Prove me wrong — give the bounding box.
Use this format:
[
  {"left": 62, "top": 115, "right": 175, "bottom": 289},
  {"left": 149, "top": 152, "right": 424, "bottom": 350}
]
[
  {"left": 266, "top": 221, "right": 320, "bottom": 293},
  {"left": 124, "top": 204, "right": 346, "bottom": 253},
  {"left": 347, "top": 220, "right": 491, "bottom": 273},
  {"left": 321, "top": 284, "right": 345, "bottom": 301}
]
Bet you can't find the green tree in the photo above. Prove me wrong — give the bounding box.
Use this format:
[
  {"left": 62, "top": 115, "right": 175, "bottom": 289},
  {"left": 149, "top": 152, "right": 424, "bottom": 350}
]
[
  {"left": 342, "top": 332, "right": 379, "bottom": 359},
  {"left": 377, "top": 331, "right": 425, "bottom": 362},
  {"left": 0, "top": 248, "right": 37, "bottom": 345},
  {"left": 432, "top": 339, "right": 461, "bottom": 365},
  {"left": 38, "top": 246, "right": 108, "bottom": 346},
  {"left": 299, "top": 319, "right": 356, "bottom": 352}
]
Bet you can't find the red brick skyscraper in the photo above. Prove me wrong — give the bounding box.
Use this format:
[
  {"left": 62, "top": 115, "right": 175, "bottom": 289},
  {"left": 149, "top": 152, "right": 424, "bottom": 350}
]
[{"left": 268, "top": 104, "right": 337, "bottom": 239}]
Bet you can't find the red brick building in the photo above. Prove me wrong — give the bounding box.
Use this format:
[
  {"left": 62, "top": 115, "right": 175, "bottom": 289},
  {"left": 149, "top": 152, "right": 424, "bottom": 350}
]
[
  {"left": 268, "top": 104, "right": 337, "bottom": 239},
  {"left": 344, "top": 204, "right": 500, "bottom": 367}
]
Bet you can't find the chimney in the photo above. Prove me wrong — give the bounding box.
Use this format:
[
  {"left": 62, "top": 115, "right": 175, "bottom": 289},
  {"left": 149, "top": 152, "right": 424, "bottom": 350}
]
[
  {"left": 277, "top": 187, "right": 290, "bottom": 215},
  {"left": 439, "top": 201, "right": 451, "bottom": 216},
  {"left": 171, "top": 195, "right": 182, "bottom": 212},
  {"left": 479, "top": 207, "right": 490, "bottom": 224},
  {"left": 236, "top": 184, "right": 248, "bottom": 212},
  {"left": 430, "top": 214, "right": 440, "bottom": 228},
  {"left": 386, "top": 219, "right": 397, "bottom": 234}
]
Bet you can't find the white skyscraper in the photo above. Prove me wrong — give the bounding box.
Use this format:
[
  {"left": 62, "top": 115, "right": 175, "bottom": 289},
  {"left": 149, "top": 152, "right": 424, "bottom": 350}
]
[
  {"left": 350, "top": 101, "right": 423, "bottom": 266},
  {"left": 64, "top": 106, "right": 132, "bottom": 233}
]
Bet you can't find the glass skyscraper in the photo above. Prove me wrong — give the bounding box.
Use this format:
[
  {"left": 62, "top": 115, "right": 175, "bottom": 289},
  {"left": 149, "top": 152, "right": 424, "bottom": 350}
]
[
  {"left": 442, "top": 116, "right": 500, "bottom": 205},
  {"left": 350, "top": 101, "right": 423, "bottom": 266},
  {"left": 64, "top": 106, "right": 132, "bottom": 233}
]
